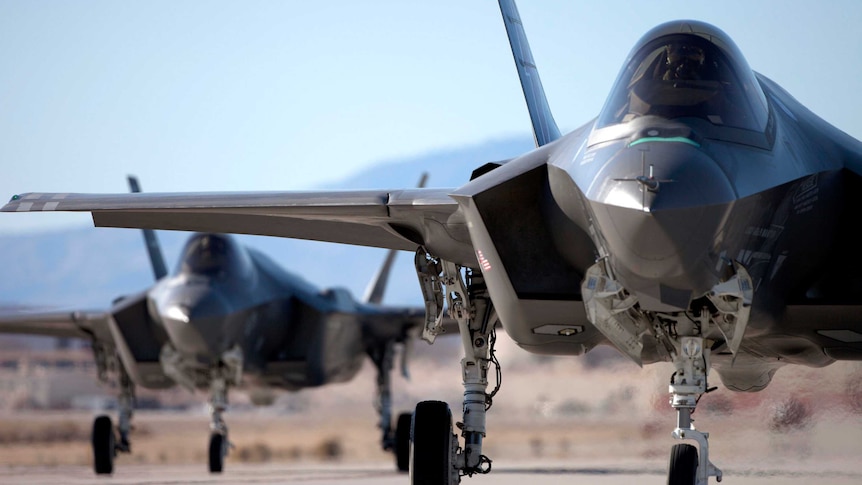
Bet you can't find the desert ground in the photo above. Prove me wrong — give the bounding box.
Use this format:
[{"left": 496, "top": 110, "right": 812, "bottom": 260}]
[{"left": 0, "top": 338, "right": 861, "bottom": 483}]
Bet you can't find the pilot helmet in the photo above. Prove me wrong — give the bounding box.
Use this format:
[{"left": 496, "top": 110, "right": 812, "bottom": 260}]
[{"left": 663, "top": 42, "right": 706, "bottom": 80}]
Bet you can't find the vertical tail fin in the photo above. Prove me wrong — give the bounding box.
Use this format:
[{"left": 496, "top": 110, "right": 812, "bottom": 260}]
[
  {"left": 127, "top": 175, "right": 169, "bottom": 280},
  {"left": 362, "top": 172, "right": 429, "bottom": 304},
  {"left": 362, "top": 249, "right": 398, "bottom": 305},
  {"left": 498, "top": 0, "right": 561, "bottom": 147}
]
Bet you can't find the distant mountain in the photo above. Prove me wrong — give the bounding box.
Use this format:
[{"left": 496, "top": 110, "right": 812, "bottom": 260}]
[
  {"left": 321, "top": 136, "right": 532, "bottom": 190},
  {"left": 0, "top": 135, "right": 534, "bottom": 315}
]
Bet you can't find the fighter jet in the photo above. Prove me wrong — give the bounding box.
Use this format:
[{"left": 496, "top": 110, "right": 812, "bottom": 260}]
[
  {"left": 4, "top": 0, "right": 862, "bottom": 484},
  {"left": 0, "top": 175, "right": 433, "bottom": 475}
]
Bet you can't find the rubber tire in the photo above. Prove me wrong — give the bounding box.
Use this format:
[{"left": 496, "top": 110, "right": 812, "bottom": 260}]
[
  {"left": 668, "top": 443, "right": 698, "bottom": 485},
  {"left": 394, "top": 412, "right": 412, "bottom": 472},
  {"left": 409, "top": 401, "right": 453, "bottom": 485},
  {"left": 209, "top": 433, "right": 225, "bottom": 473},
  {"left": 92, "top": 415, "right": 115, "bottom": 475}
]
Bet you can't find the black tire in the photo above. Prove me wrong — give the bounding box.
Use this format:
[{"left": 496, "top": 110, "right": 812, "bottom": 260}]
[
  {"left": 668, "top": 443, "right": 698, "bottom": 485},
  {"left": 394, "top": 412, "right": 412, "bottom": 472},
  {"left": 209, "top": 433, "right": 225, "bottom": 473},
  {"left": 409, "top": 401, "right": 453, "bottom": 485},
  {"left": 91, "top": 415, "right": 115, "bottom": 475}
]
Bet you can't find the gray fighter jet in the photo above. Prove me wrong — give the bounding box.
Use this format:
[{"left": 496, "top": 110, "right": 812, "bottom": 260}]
[
  {"left": 4, "top": 1, "right": 862, "bottom": 484},
  {"left": 0, "top": 176, "right": 430, "bottom": 475}
]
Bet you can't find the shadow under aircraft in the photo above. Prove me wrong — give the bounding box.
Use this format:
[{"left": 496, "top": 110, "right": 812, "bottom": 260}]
[
  {"left": 0, "top": 175, "right": 436, "bottom": 475},
  {"left": 5, "top": 1, "right": 862, "bottom": 484}
]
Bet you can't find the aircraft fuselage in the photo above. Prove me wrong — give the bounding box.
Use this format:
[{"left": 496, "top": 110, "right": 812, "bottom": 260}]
[
  {"left": 450, "top": 21, "right": 862, "bottom": 389},
  {"left": 112, "top": 233, "right": 367, "bottom": 392}
]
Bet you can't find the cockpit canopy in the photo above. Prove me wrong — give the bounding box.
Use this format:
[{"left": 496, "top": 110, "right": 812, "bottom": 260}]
[
  {"left": 597, "top": 20, "right": 769, "bottom": 133},
  {"left": 176, "top": 233, "right": 252, "bottom": 278}
]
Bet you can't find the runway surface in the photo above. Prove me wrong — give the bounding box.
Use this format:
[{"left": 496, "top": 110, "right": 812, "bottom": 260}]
[{"left": 2, "top": 460, "right": 861, "bottom": 485}]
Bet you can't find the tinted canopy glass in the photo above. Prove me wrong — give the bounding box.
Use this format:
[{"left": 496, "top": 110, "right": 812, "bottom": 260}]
[
  {"left": 597, "top": 22, "right": 768, "bottom": 133},
  {"left": 177, "top": 233, "right": 251, "bottom": 278}
]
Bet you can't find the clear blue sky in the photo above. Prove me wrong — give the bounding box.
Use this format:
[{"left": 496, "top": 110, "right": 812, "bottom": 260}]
[{"left": 2, "top": 0, "right": 861, "bottom": 234}]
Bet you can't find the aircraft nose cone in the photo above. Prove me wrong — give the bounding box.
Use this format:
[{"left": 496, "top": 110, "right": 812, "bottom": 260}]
[
  {"left": 591, "top": 141, "right": 735, "bottom": 212},
  {"left": 587, "top": 143, "right": 736, "bottom": 310},
  {"left": 156, "top": 284, "right": 232, "bottom": 358}
]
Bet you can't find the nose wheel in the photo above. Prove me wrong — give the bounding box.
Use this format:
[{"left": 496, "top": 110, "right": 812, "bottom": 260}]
[
  {"left": 209, "top": 432, "right": 227, "bottom": 473},
  {"left": 668, "top": 443, "right": 699, "bottom": 485}
]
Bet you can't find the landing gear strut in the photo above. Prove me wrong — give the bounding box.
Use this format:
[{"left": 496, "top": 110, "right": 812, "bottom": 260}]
[
  {"left": 370, "top": 341, "right": 413, "bottom": 472},
  {"left": 116, "top": 366, "right": 134, "bottom": 454},
  {"left": 162, "top": 344, "right": 242, "bottom": 473},
  {"left": 411, "top": 251, "right": 500, "bottom": 484},
  {"left": 668, "top": 336, "right": 722, "bottom": 485}
]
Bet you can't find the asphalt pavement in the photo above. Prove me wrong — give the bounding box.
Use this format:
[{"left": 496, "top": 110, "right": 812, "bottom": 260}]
[{"left": 2, "top": 460, "right": 860, "bottom": 485}]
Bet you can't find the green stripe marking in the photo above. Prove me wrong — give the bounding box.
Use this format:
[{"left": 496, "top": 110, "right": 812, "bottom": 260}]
[{"left": 628, "top": 137, "right": 700, "bottom": 148}]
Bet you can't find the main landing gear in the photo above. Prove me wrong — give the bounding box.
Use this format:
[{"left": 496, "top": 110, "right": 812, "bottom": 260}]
[
  {"left": 370, "top": 340, "right": 414, "bottom": 472},
  {"left": 411, "top": 251, "right": 500, "bottom": 484},
  {"left": 91, "top": 354, "right": 135, "bottom": 475}
]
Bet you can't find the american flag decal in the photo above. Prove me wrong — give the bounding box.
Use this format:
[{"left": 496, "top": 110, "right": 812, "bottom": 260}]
[{"left": 477, "top": 250, "right": 492, "bottom": 272}]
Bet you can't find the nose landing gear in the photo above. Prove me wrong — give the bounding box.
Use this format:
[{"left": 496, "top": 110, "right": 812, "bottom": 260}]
[
  {"left": 208, "top": 375, "right": 232, "bottom": 473},
  {"left": 667, "top": 336, "right": 722, "bottom": 485}
]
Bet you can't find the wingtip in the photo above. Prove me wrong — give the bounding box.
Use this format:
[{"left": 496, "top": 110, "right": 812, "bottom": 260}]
[{"left": 1, "top": 194, "right": 23, "bottom": 212}]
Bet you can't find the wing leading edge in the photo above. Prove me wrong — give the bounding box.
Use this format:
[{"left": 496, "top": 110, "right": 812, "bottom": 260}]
[
  {"left": 0, "top": 306, "right": 112, "bottom": 340},
  {"left": 2, "top": 188, "right": 476, "bottom": 266}
]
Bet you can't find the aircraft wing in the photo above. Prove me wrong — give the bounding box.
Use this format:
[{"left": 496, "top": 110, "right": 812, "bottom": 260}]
[
  {"left": 2, "top": 188, "right": 477, "bottom": 266},
  {"left": 0, "top": 306, "right": 113, "bottom": 341}
]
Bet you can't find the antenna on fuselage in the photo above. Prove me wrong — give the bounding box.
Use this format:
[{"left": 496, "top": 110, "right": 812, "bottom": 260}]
[
  {"left": 127, "top": 175, "right": 169, "bottom": 280},
  {"left": 498, "top": 0, "right": 561, "bottom": 147},
  {"left": 362, "top": 172, "right": 429, "bottom": 305}
]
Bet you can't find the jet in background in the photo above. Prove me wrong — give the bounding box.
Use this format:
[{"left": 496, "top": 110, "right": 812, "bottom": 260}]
[
  {"left": 0, "top": 175, "right": 435, "bottom": 475},
  {"left": 5, "top": 1, "right": 862, "bottom": 484}
]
